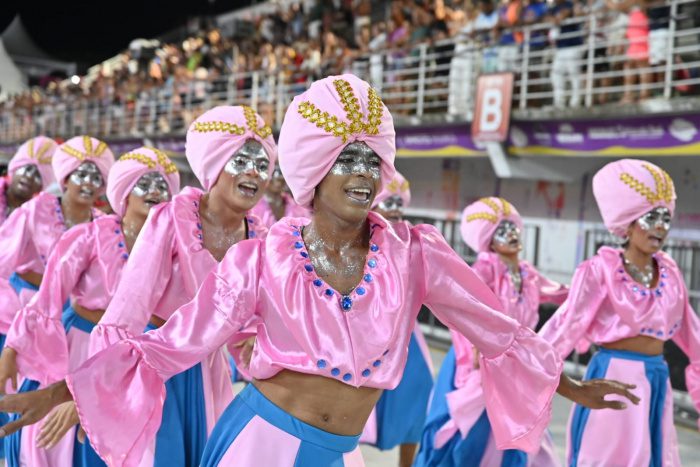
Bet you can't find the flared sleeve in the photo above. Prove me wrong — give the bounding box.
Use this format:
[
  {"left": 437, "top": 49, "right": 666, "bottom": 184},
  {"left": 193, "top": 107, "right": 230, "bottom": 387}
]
[
  {"left": 671, "top": 289, "right": 700, "bottom": 430},
  {"left": 538, "top": 259, "right": 606, "bottom": 359},
  {"left": 88, "top": 204, "right": 175, "bottom": 356},
  {"left": 416, "top": 224, "right": 562, "bottom": 452},
  {"left": 5, "top": 224, "right": 94, "bottom": 385},
  {"left": 0, "top": 206, "right": 31, "bottom": 334},
  {"left": 66, "top": 239, "right": 262, "bottom": 467}
]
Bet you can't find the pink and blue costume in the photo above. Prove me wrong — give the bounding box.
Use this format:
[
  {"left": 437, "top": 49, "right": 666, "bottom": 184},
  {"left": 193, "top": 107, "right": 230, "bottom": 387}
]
[
  {"left": 3, "top": 147, "right": 179, "bottom": 467},
  {"left": 360, "top": 171, "right": 435, "bottom": 451},
  {"left": 539, "top": 159, "right": 700, "bottom": 466},
  {"left": 415, "top": 197, "right": 568, "bottom": 467},
  {"left": 64, "top": 76, "right": 564, "bottom": 467},
  {"left": 86, "top": 106, "right": 274, "bottom": 467}
]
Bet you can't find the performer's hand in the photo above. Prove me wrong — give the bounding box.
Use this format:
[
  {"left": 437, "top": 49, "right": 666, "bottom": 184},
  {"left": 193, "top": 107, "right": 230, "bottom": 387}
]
[
  {"left": 0, "top": 381, "right": 72, "bottom": 438},
  {"left": 0, "top": 347, "right": 19, "bottom": 395},
  {"left": 233, "top": 337, "right": 256, "bottom": 369},
  {"left": 557, "top": 374, "right": 640, "bottom": 409},
  {"left": 37, "top": 401, "right": 79, "bottom": 449}
]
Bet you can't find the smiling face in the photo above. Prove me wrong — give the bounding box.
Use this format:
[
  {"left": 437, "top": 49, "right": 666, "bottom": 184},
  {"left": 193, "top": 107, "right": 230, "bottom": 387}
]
[
  {"left": 314, "top": 142, "right": 382, "bottom": 224},
  {"left": 627, "top": 207, "right": 672, "bottom": 254},
  {"left": 9, "top": 164, "right": 43, "bottom": 199},
  {"left": 211, "top": 139, "right": 270, "bottom": 211},
  {"left": 125, "top": 171, "right": 172, "bottom": 218},
  {"left": 64, "top": 161, "right": 103, "bottom": 207},
  {"left": 490, "top": 219, "right": 522, "bottom": 256},
  {"left": 374, "top": 195, "right": 404, "bottom": 222}
]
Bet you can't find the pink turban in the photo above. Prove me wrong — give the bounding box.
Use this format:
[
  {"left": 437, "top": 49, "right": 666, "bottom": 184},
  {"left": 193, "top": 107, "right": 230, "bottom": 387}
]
[
  {"left": 185, "top": 105, "right": 277, "bottom": 191},
  {"left": 278, "top": 74, "right": 396, "bottom": 207},
  {"left": 460, "top": 197, "right": 523, "bottom": 253},
  {"left": 52, "top": 136, "right": 115, "bottom": 190},
  {"left": 592, "top": 159, "right": 676, "bottom": 237},
  {"left": 8, "top": 136, "right": 58, "bottom": 190},
  {"left": 373, "top": 170, "right": 411, "bottom": 208},
  {"left": 106, "top": 147, "right": 181, "bottom": 217}
]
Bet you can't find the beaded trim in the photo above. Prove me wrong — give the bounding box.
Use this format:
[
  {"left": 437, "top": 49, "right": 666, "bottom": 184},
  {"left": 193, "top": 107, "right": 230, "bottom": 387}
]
[
  {"left": 27, "top": 139, "right": 54, "bottom": 164},
  {"left": 297, "top": 78, "right": 385, "bottom": 143},
  {"left": 465, "top": 197, "right": 513, "bottom": 224},
  {"left": 60, "top": 136, "right": 110, "bottom": 161},
  {"left": 119, "top": 148, "right": 178, "bottom": 174},
  {"left": 619, "top": 164, "right": 674, "bottom": 205},
  {"left": 191, "top": 106, "right": 272, "bottom": 139}
]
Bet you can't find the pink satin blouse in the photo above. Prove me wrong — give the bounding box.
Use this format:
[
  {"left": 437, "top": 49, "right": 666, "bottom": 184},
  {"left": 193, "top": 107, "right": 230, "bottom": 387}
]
[
  {"left": 250, "top": 193, "right": 311, "bottom": 228},
  {"left": 68, "top": 212, "right": 562, "bottom": 466},
  {"left": 539, "top": 246, "right": 700, "bottom": 426},
  {"left": 5, "top": 214, "right": 130, "bottom": 385}
]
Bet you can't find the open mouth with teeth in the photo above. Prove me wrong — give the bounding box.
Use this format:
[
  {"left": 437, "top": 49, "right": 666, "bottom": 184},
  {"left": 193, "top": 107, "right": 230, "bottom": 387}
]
[
  {"left": 648, "top": 233, "right": 665, "bottom": 247},
  {"left": 345, "top": 186, "right": 372, "bottom": 204},
  {"left": 237, "top": 181, "right": 259, "bottom": 197},
  {"left": 144, "top": 197, "right": 161, "bottom": 207}
]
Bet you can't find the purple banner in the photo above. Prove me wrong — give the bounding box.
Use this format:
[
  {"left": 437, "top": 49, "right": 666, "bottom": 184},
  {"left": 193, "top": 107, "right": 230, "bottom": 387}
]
[
  {"left": 395, "top": 125, "right": 486, "bottom": 158},
  {"left": 508, "top": 114, "right": 700, "bottom": 156}
]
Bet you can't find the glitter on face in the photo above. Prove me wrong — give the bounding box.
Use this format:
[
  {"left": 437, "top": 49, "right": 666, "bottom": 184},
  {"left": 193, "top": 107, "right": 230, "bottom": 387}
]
[
  {"left": 14, "top": 164, "right": 42, "bottom": 185},
  {"left": 131, "top": 172, "right": 172, "bottom": 201},
  {"left": 637, "top": 207, "right": 672, "bottom": 232},
  {"left": 377, "top": 195, "right": 403, "bottom": 213},
  {"left": 68, "top": 161, "right": 104, "bottom": 188},
  {"left": 492, "top": 220, "right": 521, "bottom": 248},
  {"left": 271, "top": 166, "right": 284, "bottom": 181},
  {"left": 223, "top": 139, "right": 270, "bottom": 181},
  {"left": 330, "top": 142, "right": 381, "bottom": 181}
]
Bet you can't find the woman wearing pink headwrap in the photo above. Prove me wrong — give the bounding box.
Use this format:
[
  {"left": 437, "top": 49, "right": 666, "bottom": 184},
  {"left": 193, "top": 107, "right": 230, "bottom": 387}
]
[
  {"left": 360, "top": 171, "right": 435, "bottom": 467},
  {"left": 537, "top": 159, "right": 700, "bottom": 466},
  {"left": 415, "top": 197, "right": 568, "bottom": 467},
  {"left": 1, "top": 137, "right": 58, "bottom": 224},
  {"left": 66, "top": 105, "right": 268, "bottom": 467},
  {"left": 0, "top": 76, "right": 637, "bottom": 467},
  {"left": 250, "top": 165, "right": 311, "bottom": 228},
  {"left": 0, "top": 147, "right": 179, "bottom": 467}
]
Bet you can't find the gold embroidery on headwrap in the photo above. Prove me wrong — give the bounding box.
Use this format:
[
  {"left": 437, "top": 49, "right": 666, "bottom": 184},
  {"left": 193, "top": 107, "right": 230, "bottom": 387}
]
[
  {"left": 119, "top": 148, "right": 178, "bottom": 174},
  {"left": 297, "top": 79, "right": 385, "bottom": 143},
  {"left": 386, "top": 178, "right": 410, "bottom": 194},
  {"left": 242, "top": 106, "right": 273, "bottom": 139},
  {"left": 192, "top": 121, "right": 246, "bottom": 135},
  {"left": 620, "top": 164, "right": 675, "bottom": 204},
  {"left": 34, "top": 141, "right": 54, "bottom": 164},
  {"left": 61, "top": 137, "right": 110, "bottom": 161},
  {"left": 466, "top": 197, "right": 513, "bottom": 224}
]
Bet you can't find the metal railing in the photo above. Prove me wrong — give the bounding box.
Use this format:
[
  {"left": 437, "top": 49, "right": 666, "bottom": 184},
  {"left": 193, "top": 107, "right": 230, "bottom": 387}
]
[{"left": 2, "top": 0, "right": 699, "bottom": 142}]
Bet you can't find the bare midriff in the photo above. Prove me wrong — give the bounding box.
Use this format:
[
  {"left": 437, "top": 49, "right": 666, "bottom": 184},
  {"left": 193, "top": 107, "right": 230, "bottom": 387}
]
[
  {"left": 253, "top": 370, "right": 382, "bottom": 436},
  {"left": 72, "top": 304, "right": 105, "bottom": 325},
  {"left": 149, "top": 315, "right": 167, "bottom": 329},
  {"left": 601, "top": 335, "right": 664, "bottom": 356},
  {"left": 17, "top": 271, "right": 42, "bottom": 287}
]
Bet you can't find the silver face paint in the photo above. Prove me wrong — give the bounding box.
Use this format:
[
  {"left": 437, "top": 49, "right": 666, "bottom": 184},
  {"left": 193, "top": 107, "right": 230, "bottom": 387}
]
[
  {"left": 223, "top": 140, "right": 270, "bottom": 181},
  {"left": 131, "top": 172, "right": 171, "bottom": 202},
  {"left": 14, "top": 164, "right": 42, "bottom": 185},
  {"left": 377, "top": 195, "right": 403, "bottom": 213},
  {"left": 637, "top": 207, "right": 672, "bottom": 232},
  {"left": 492, "top": 220, "right": 521, "bottom": 248},
  {"left": 68, "top": 161, "right": 103, "bottom": 188},
  {"left": 330, "top": 142, "right": 381, "bottom": 181},
  {"left": 271, "top": 166, "right": 284, "bottom": 181}
]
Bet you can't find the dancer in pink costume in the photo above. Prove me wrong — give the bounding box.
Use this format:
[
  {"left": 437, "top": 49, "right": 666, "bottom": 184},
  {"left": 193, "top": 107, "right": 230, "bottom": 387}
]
[
  {"left": 0, "top": 76, "right": 637, "bottom": 467},
  {"left": 539, "top": 159, "right": 700, "bottom": 466},
  {"left": 88, "top": 105, "right": 272, "bottom": 466},
  {"left": 1, "top": 137, "right": 58, "bottom": 224},
  {"left": 0, "top": 147, "right": 179, "bottom": 467},
  {"left": 0, "top": 135, "right": 114, "bottom": 353},
  {"left": 360, "top": 170, "right": 435, "bottom": 467},
  {"left": 250, "top": 165, "right": 310, "bottom": 228},
  {"left": 415, "top": 197, "right": 569, "bottom": 467}
]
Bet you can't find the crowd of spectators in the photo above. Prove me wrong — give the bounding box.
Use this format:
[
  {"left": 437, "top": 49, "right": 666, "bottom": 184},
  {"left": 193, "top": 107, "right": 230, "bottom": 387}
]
[{"left": 1, "top": 0, "right": 697, "bottom": 140}]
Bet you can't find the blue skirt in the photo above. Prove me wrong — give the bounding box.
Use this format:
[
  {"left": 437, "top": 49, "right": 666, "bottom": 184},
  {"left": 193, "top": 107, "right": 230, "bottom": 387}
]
[
  {"left": 144, "top": 323, "right": 208, "bottom": 467},
  {"left": 414, "top": 347, "right": 528, "bottom": 467},
  {"left": 201, "top": 384, "right": 361, "bottom": 466},
  {"left": 569, "top": 348, "right": 668, "bottom": 467},
  {"left": 5, "top": 305, "right": 105, "bottom": 467},
  {"left": 371, "top": 331, "right": 433, "bottom": 450}
]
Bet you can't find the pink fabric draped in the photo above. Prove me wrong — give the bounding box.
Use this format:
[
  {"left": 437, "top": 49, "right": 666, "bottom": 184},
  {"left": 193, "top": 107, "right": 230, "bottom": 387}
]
[{"left": 68, "top": 212, "right": 561, "bottom": 466}]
